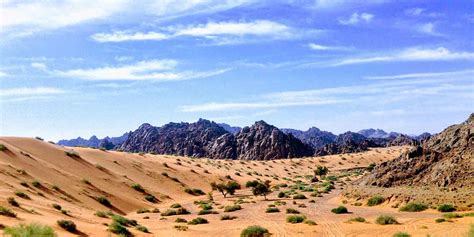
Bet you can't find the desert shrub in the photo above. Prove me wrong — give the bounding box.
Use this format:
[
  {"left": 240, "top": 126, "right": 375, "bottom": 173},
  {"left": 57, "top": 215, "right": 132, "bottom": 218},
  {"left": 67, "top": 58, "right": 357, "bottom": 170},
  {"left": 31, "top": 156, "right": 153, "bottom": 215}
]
[
  {"left": 170, "top": 203, "right": 182, "bottom": 208},
  {"left": 136, "top": 225, "right": 149, "bottom": 233},
  {"left": 15, "top": 191, "right": 30, "bottom": 199},
  {"left": 221, "top": 215, "right": 237, "bottom": 220},
  {"left": 437, "top": 204, "right": 456, "bottom": 212},
  {"left": 108, "top": 221, "right": 130, "bottom": 236},
  {"left": 302, "top": 219, "right": 315, "bottom": 226},
  {"left": 198, "top": 209, "right": 217, "bottom": 215},
  {"left": 331, "top": 206, "right": 348, "bottom": 214},
  {"left": 443, "top": 213, "right": 463, "bottom": 219},
  {"left": 224, "top": 204, "right": 242, "bottom": 212},
  {"left": 31, "top": 181, "right": 41, "bottom": 188},
  {"left": 0, "top": 144, "right": 7, "bottom": 151},
  {"left": 175, "top": 218, "right": 187, "bottom": 223},
  {"left": 57, "top": 220, "right": 76, "bottom": 232},
  {"left": 435, "top": 218, "right": 445, "bottom": 223},
  {"left": 293, "top": 194, "right": 307, "bottom": 199},
  {"left": 349, "top": 217, "right": 366, "bottom": 222},
  {"left": 367, "top": 196, "right": 385, "bottom": 206},
  {"left": 95, "top": 211, "right": 109, "bottom": 218},
  {"left": 131, "top": 183, "right": 145, "bottom": 193},
  {"left": 286, "top": 208, "right": 300, "bottom": 214},
  {"left": 393, "top": 232, "right": 410, "bottom": 237},
  {"left": 277, "top": 192, "right": 286, "bottom": 198},
  {"left": 7, "top": 197, "right": 19, "bottom": 207},
  {"left": 399, "top": 202, "right": 427, "bottom": 212},
  {"left": 111, "top": 215, "right": 137, "bottom": 226},
  {"left": 4, "top": 223, "right": 55, "bottom": 237},
  {"left": 265, "top": 207, "right": 279, "bottom": 213},
  {"left": 144, "top": 194, "right": 157, "bottom": 203},
  {"left": 52, "top": 203, "right": 62, "bottom": 210},
  {"left": 0, "top": 206, "right": 16, "bottom": 217},
  {"left": 211, "top": 181, "right": 241, "bottom": 198},
  {"left": 188, "top": 217, "right": 208, "bottom": 225},
  {"left": 176, "top": 207, "right": 191, "bottom": 215},
  {"left": 65, "top": 150, "right": 80, "bottom": 158},
  {"left": 240, "top": 225, "right": 269, "bottom": 237},
  {"left": 246, "top": 180, "right": 259, "bottom": 188},
  {"left": 174, "top": 225, "right": 188, "bottom": 231},
  {"left": 136, "top": 208, "right": 150, "bottom": 214},
  {"left": 286, "top": 215, "right": 306, "bottom": 223},
  {"left": 161, "top": 209, "right": 177, "bottom": 216},
  {"left": 184, "top": 188, "right": 205, "bottom": 196},
  {"left": 200, "top": 203, "right": 213, "bottom": 210},
  {"left": 367, "top": 163, "right": 376, "bottom": 171},
  {"left": 375, "top": 215, "right": 398, "bottom": 225},
  {"left": 96, "top": 196, "right": 111, "bottom": 207},
  {"left": 314, "top": 166, "right": 328, "bottom": 176}
]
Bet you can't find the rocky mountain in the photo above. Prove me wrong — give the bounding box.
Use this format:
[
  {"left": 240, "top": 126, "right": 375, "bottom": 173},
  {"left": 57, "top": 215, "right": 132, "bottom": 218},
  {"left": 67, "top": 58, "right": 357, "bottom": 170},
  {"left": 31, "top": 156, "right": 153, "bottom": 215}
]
[
  {"left": 217, "top": 123, "right": 241, "bottom": 134},
  {"left": 58, "top": 133, "right": 129, "bottom": 148},
  {"left": 235, "top": 121, "right": 314, "bottom": 160},
  {"left": 281, "top": 127, "right": 336, "bottom": 149},
  {"left": 315, "top": 131, "right": 374, "bottom": 156},
  {"left": 358, "top": 128, "right": 389, "bottom": 138},
  {"left": 386, "top": 134, "right": 417, "bottom": 146},
  {"left": 361, "top": 113, "right": 473, "bottom": 188}
]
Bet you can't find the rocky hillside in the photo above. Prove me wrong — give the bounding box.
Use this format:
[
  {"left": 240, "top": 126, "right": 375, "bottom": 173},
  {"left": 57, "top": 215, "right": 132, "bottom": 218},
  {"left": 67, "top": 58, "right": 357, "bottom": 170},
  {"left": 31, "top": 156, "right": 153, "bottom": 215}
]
[
  {"left": 361, "top": 113, "right": 473, "bottom": 188},
  {"left": 282, "top": 127, "right": 336, "bottom": 149},
  {"left": 314, "top": 132, "right": 375, "bottom": 156},
  {"left": 58, "top": 133, "right": 129, "bottom": 148}
]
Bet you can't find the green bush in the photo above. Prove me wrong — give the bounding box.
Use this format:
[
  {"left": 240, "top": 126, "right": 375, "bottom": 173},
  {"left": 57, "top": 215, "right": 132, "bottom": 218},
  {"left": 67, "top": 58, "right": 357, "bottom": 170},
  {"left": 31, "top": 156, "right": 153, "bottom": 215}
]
[
  {"left": 32, "top": 181, "right": 41, "bottom": 188},
  {"left": 286, "top": 208, "right": 300, "bottom": 214},
  {"left": 175, "top": 218, "right": 187, "bottom": 223},
  {"left": 435, "top": 218, "right": 445, "bottom": 223},
  {"left": 52, "top": 203, "right": 62, "bottom": 210},
  {"left": 221, "top": 215, "right": 237, "bottom": 220},
  {"left": 399, "top": 202, "right": 427, "bottom": 212},
  {"left": 184, "top": 188, "right": 205, "bottom": 196},
  {"left": 65, "top": 150, "right": 80, "bottom": 158},
  {"left": 170, "top": 203, "right": 182, "bottom": 208},
  {"left": 188, "top": 217, "right": 208, "bottom": 225},
  {"left": 367, "top": 196, "right": 384, "bottom": 206},
  {"left": 349, "top": 217, "right": 366, "bottom": 222},
  {"left": 57, "top": 220, "right": 76, "bottom": 232},
  {"left": 265, "top": 207, "right": 279, "bottom": 213},
  {"left": 198, "top": 209, "right": 218, "bottom": 215},
  {"left": 224, "top": 204, "right": 242, "bottom": 212},
  {"left": 240, "top": 225, "right": 269, "bottom": 237},
  {"left": 443, "top": 213, "right": 463, "bottom": 219},
  {"left": 136, "top": 208, "right": 150, "bottom": 214},
  {"left": 174, "top": 225, "right": 188, "bottom": 231},
  {"left": 136, "top": 225, "right": 149, "bottom": 233},
  {"left": 0, "top": 206, "right": 16, "bottom": 217},
  {"left": 95, "top": 211, "right": 109, "bottom": 218},
  {"left": 375, "top": 215, "right": 398, "bottom": 225},
  {"left": 108, "top": 221, "right": 131, "bottom": 236},
  {"left": 286, "top": 215, "right": 306, "bottom": 223},
  {"left": 200, "top": 203, "right": 213, "bottom": 210},
  {"left": 96, "top": 196, "right": 111, "bottom": 207},
  {"left": 304, "top": 219, "right": 316, "bottom": 225},
  {"left": 7, "top": 197, "right": 19, "bottom": 207},
  {"left": 393, "top": 232, "right": 410, "bottom": 237},
  {"left": 15, "top": 191, "right": 30, "bottom": 199},
  {"left": 331, "top": 206, "right": 348, "bottom": 214},
  {"left": 293, "top": 194, "right": 307, "bottom": 199},
  {"left": 131, "top": 183, "right": 145, "bottom": 193},
  {"left": 437, "top": 204, "right": 456, "bottom": 212},
  {"left": 161, "top": 209, "right": 177, "bottom": 216},
  {"left": 4, "top": 223, "right": 56, "bottom": 237},
  {"left": 277, "top": 192, "right": 286, "bottom": 198},
  {"left": 0, "top": 144, "right": 7, "bottom": 151},
  {"left": 144, "top": 194, "right": 157, "bottom": 203}
]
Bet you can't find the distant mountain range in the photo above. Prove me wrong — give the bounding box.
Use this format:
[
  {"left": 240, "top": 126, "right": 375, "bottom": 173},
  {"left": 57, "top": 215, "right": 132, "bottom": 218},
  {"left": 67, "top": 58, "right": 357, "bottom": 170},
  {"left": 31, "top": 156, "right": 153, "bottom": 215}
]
[{"left": 58, "top": 120, "right": 431, "bottom": 159}]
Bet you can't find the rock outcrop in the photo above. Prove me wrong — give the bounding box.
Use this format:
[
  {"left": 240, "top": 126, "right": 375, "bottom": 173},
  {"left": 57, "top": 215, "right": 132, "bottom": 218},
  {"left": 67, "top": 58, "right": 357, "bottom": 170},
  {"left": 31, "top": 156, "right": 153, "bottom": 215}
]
[
  {"left": 282, "top": 127, "right": 336, "bottom": 149},
  {"left": 361, "top": 113, "right": 474, "bottom": 188},
  {"left": 58, "top": 133, "right": 129, "bottom": 148},
  {"left": 314, "top": 132, "right": 373, "bottom": 156}
]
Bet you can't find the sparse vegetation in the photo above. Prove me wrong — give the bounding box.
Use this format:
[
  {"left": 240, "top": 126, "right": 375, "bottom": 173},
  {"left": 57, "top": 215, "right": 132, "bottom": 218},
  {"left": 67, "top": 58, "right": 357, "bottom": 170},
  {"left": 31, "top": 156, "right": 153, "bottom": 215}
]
[
  {"left": 52, "top": 203, "right": 62, "bottom": 210},
  {"left": 0, "top": 206, "right": 16, "bottom": 217},
  {"left": 0, "top": 144, "right": 7, "bottom": 151},
  {"left": 437, "top": 204, "right": 456, "bottom": 212},
  {"left": 367, "top": 195, "right": 384, "bottom": 206},
  {"left": 224, "top": 204, "right": 242, "bottom": 212},
  {"left": 393, "top": 232, "right": 410, "bottom": 237},
  {"left": 286, "top": 208, "right": 300, "bottom": 214},
  {"left": 108, "top": 220, "right": 131, "bottom": 236},
  {"left": 399, "top": 202, "right": 427, "bottom": 212},
  {"left": 174, "top": 225, "right": 188, "bottom": 231},
  {"left": 210, "top": 181, "right": 241, "bottom": 198},
  {"left": 65, "top": 150, "right": 80, "bottom": 158},
  {"left": 170, "top": 203, "right": 182, "bottom": 208},
  {"left": 265, "top": 207, "right": 280, "bottom": 213},
  {"left": 349, "top": 217, "right": 366, "bottom": 222},
  {"left": 443, "top": 213, "right": 463, "bottom": 219},
  {"left": 293, "top": 193, "right": 307, "bottom": 199},
  {"left": 15, "top": 191, "right": 30, "bottom": 199},
  {"left": 136, "top": 225, "right": 149, "bottom": 233},
  {"left": 184, "top": 188, "right": 205, "bottom": 196},
  {"left": 304, "top": 219, "right": 316, "bottom": 225},
  {"left": 250, "top": 180, "right": 272, "bottom": 200},
  {"left": 4, "top": 223, "right": 55, "bottom": 237},
  {"left": 144, "top": 194, "right": 158, "bottom": 203},
  {"left": 96, "top": 196, "right": 111, "bottom": 207},
  {"left": 240, "top": 225, "right": 269, "bottom": 237},
  {"left": 188, "top": 217, "right": 209, "bottom": 225},
  {"left": 221, "top": 215, "right": 237, "bottom": 220},
  {"left": 314, "top": 166, "right": 328, "bottom": 177},
  {"left": 7, "top": 197, "right": 19, "bottom": 207},
  {"left": 131, "top": 183, "right": 145, "bottom": 193},
  {"left": 375, "top": 215, "right": 398, "bottom": 225},
  {"left": 175, "top": 218, "right": 187, "bottom": 223},
  {"left": 95, "top": 210, "right": 110, "bottom": 218},
  {"left": 57, "top": 220, "right": 76, "bottom": 232}
]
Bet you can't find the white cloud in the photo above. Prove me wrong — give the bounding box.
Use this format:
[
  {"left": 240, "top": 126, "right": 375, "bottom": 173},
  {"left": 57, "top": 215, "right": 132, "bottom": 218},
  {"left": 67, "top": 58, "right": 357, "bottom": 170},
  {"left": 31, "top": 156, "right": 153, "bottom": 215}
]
[
  {"left": 91, "top": 20, "right": 312, "bottom": 44},
  {"left": 0, "top": 87, "right": 66, "bottom": 97},
  {"left": 404, "top": 8, "right": 442, "bottom": 18},
  {"left": 0, "top": 71, "right": 7, "bottom": 77},
  {"left": 31, "top": 62, "right": 47, "bottom": 70},
  {"left": 308, "top": 43, "right": 351, "bottom": 51},
  {"left": 52, "top": 59, "right": 230, "bottom": 81},
  {"left": 0, "top": 0, "right": 255, "bottom": 38},
  {"left": 365, "top": 69, "right": 474, "bottom": 80},
  {"left": 332, "top": 47, "right": 474, "bottom": 66},
  {"left": 415, "top": 22, "right": 443, "bottom": 36},
  {"left": 339, "top": 12, "right": 374, "bottom": 25}
]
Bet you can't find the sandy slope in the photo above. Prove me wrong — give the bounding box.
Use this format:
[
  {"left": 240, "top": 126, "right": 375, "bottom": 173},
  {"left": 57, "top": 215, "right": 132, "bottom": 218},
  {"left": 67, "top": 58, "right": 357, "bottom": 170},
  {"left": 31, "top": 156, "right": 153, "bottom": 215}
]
[{"left": 0, "top": 137, "right": 472, "bottom": 236}]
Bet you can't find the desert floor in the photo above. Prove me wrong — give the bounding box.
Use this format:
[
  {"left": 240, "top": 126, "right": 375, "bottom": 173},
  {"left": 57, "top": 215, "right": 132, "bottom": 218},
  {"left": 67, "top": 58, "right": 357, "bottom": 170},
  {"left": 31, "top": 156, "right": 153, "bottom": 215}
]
[{"left": 0, "top": 137, "right": 472, "bottom": 236}]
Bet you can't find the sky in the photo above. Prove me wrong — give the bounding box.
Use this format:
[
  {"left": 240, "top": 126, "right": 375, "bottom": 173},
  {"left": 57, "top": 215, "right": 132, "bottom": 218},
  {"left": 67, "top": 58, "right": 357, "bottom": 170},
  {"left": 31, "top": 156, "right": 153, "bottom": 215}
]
[{"left": 0, "top": 0, "right": 473, "bottom": 141}]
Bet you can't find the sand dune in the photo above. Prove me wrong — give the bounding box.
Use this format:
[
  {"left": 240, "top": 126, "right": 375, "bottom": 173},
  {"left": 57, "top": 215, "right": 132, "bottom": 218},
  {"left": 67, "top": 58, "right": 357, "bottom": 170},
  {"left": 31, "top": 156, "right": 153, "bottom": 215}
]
[{"left": 0, "top": 137, "right": 472, "bottom": 236}]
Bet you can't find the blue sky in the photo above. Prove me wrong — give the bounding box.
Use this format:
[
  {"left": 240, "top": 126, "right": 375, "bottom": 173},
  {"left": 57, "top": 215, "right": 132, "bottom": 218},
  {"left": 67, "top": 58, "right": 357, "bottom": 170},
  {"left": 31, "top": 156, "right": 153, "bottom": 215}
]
[{"left": 0, "top": 0, "right": 473, "bottom": 141}]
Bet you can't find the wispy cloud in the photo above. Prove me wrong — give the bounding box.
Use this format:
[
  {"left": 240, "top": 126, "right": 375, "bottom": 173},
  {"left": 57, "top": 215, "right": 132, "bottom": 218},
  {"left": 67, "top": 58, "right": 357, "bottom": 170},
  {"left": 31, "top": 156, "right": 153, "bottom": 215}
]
[
  {"left": 92, "top": 20, "right": 317, "bottom": 44},
  {"left": 0, "top": 71, "right": 7, "bottom": 77},
  {"left": 415, "top": 22, "right": 443, "bottom": 36},
  {"left": 0, "top": 87, "right": 66, "bottom": 97},
  {"left": 51, "top": 59, "right": 230, "bottom": 81},
  {"left": 331, "top": 47, "right": 474, "bottom": 66},
  {"left": 365, "top": 69, "right": 474, "bottom": 80},
  {"left": 308, "top": 43, "right": 351, "bottom": 51},
  {"left": 339, "top": 12, "right": 374, "bottom": 25},
  {"left": 404, "top": 8, "right": 442, "bottom": 18}
]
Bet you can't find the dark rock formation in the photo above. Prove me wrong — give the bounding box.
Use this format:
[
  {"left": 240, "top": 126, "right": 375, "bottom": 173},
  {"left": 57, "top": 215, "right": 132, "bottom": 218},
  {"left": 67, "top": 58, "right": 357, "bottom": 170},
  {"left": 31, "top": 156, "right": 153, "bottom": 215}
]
[
  {"left": 235, "top": 121, "right": 314, "bottom": 160},
  {"left": 387, "top": 134, "right": 417, "bottom": 146},
  {"left": 217, "top": 123, "right": 241, "bottom": 134},
  {"left": 314, "top": 131, "right": 373, "bottom": 156},
  {"left": 282, "top": 127, "right": 336, "bottom": 149},
  {"left": 361, "top": 113, "right": 474, "bottom": 188},
  {"left": 58, "top": 133, "right": 129, "bottom": 148},
  {"left": 358, "top": 128, "right": 389, "bottom": 138}
]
